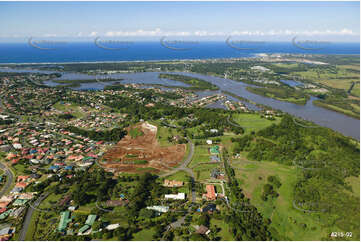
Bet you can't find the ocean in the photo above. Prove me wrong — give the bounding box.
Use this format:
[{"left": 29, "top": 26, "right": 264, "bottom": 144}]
[{"left": 0, "top": 41, "right": 359, "bottom": 64}]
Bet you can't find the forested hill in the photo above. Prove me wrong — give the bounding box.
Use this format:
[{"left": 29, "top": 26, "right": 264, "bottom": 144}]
[{"left": 231, "top": 115, "right": 360, "bottom": 239}]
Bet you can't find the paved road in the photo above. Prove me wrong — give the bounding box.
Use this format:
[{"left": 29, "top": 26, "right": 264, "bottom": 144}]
[
  {"left": 0, "top": 163, "right": 14, "bottom": 197},
  {"left": 227, "top": 115, "right": 242, "bottom": 128},
  {"left": 18, "top": 192, "right": 49, "bottom": 241},
  {"left": 160, "top": 138, "right": 197, "bottom": 232},
  {"left": 159, "top": 138, "right": 196, "bottom": 203}
]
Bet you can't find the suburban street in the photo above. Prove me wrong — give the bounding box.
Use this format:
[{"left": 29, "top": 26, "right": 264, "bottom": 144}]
[{"left": 18, "top": 192, "right": 49, "bottom": 241}]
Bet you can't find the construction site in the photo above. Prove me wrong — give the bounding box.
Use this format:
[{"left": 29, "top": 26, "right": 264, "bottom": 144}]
[{"left": 100, "top": 122, "right": 186, "bottom": 174}]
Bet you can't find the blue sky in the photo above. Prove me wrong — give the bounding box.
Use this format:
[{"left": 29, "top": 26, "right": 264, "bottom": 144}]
[{"left": 0, "top": 1, "right": 359, "bottom": 42}]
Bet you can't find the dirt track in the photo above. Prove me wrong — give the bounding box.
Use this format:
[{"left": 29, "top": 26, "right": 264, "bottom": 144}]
[{"left": 101, "top": 122, "right": 186, "bottom": 173}]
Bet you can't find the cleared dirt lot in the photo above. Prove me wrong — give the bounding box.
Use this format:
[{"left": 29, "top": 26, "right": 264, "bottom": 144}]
[{"left": 100, "top": 122, "right": 186, "bottom": 173}]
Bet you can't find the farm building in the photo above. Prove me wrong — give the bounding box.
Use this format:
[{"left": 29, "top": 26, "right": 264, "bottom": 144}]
[{"left": 57, "top": 211, "right": 71, "bottom": 232}]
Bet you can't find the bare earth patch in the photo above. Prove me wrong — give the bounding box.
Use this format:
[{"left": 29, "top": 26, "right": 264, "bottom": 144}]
[{"left": 100, "top": 122, "right": 186, "bottom": 174}]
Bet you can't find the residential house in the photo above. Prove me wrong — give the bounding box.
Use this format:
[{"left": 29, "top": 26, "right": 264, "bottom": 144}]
[
  {"left": 105, "top": 200, "right": 128, "bottom": 207},
  {"left": 196, "top": 225, "right": 211, "bottom": 235},
  {"left": 163, "top": 180, "right": 184, "bottom": 187},
  {"left": 105, "top": 224, "right": 120, "bottom": 231},
  {"left": 203, "top": 185, "right": 216, "bottom": 201},
  {"left": 58, "top": 195, "right": 72, "bottom": 207}
]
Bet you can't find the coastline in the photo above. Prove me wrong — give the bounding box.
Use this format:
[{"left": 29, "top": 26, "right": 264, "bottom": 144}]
[
  {"left": 0, "top": 56, "right": 257, "bottom": 66},
  {"left": 0, "top": 52, "right": 359, "bottom": 66}
]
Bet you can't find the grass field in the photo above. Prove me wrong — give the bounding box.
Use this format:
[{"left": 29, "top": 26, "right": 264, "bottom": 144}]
[
  {"left": 229, "top": 154, "right": 355, "bottom": 240},
  {"left": 193, "top": 163, "right": 219, "bottom": 181},
  {"left": 246, "top": 87, "right": 308, "bottom": 105},
  {"left": 313, "top": 100, "right": 360, "bottom": 119},
  {"left": 293, "top": 65, "right": 360, "bottom": 91},
  {"left": 38, "top": 193, "right": 62, "bottom": 210},
  {"left": 149, "top": 120, "right": 183, "bottom": 147},
  {"left": 163, "top": 170, "right": 190, "bottom": 182},
  {"left": 210, "top": 218, "right": 234, "bottom": 240},
  {"left": 131, "top": 228, "right": 156, "bottom": 241},
  {"left": 12, "top": 163, "right": 28, "bottom": 176},
  {"left": 53, "top": 102, "right": 86, "bottom": 119},
  {"left": 188, "top": 144, "right": 210, "bottom": 168},
  {"left": 232, "top": 113, "right": 280, "bottom": 134},
  {"left": 351, "top": 82, "right": 360, "bottom": 97}
]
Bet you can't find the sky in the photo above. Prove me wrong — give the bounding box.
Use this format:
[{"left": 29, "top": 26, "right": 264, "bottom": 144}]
[{"left": 0, "top": 1, "right": 360, "bottom": 42}]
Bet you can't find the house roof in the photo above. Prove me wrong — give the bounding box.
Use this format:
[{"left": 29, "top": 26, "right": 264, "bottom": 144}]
[
  {"left": 85, "top": 214, "right": 96, "bottom": 226},
  {"left": 58, "top": 211, "right": 71, "bottom": 231},
  {"left": 12, "top": 199, "right": 28, "bottom": 206},
  {"left": 205, "top": 185, "right": 216, "bottom": 200},
  {"left": 196, "top": 225, "right": 209, "bottom": 235},
  {"left": 0, "top": 227, "right": 11, "bottom": 236},
  {"left": 78, "top": 224, "right": 90, "bottom": 234}
]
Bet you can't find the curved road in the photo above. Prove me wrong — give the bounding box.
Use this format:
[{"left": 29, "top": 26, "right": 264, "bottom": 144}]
[
  {"left": 18, "top": 192, "right": 49, "bottom": 241},
  {"left": 0, "top": 163, "right": 14, "bottom": 197},
  {"left": 227, "top": 115, "right": 242, "bottom": 128}
]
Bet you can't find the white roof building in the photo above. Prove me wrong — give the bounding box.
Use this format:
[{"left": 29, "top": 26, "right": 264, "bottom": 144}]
[
  {"left": 165, "top": 193, "right": 185, "bottom": 200},
  {"left": 146, "top": 206, "right": 169, "bottom": 213},
  {"left": 12, "top": 143, "right": 22, "bottom": 149},
  {"left": 105, "top": 224, "right": 120, "bottom": 231}
]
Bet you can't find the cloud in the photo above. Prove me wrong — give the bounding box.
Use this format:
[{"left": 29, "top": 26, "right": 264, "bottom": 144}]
[
  {"left": 101, "top": 28, "right": 358, "bottom": 37},
  {"left": 0, "top": 28, "right": 357, "bottom": 39},
  {"left": 89, "top": 31, "right": 98, "bottom": 37},
  {"left": 43, "top": 33, "right": 57, "bottom": 37}
]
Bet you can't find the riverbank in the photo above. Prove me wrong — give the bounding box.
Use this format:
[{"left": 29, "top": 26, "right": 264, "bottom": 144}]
[
  {"left": 246, "top": 86, "right": 309, "bottom": 105},
  {"left": 313, "top": 100, "right": 360, "bottom": 119}
]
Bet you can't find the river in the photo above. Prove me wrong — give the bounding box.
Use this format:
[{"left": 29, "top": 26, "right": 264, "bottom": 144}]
[{"left": 0, "top": 68, "right": 359, "bottom": 140}]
